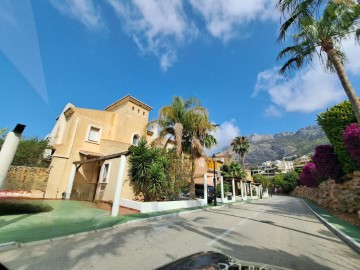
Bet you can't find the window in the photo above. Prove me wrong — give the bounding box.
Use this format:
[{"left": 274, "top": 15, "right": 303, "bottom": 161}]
[
  {"left": 88, "top": 126, "right": 100, "bottom": 142},
  {"left": 101, "top": 163, "right": 110, "bottom": 183},
  {"left": 132, "top": 134, "right": 140, "bottom": 145},
  {"left": 143, "top": 111, "right": 145, "bottom": 116},
  {"left": 132, "top": 106, "right": 134, "bottom": 111}
]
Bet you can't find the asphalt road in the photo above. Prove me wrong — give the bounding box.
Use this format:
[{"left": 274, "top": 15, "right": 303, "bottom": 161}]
[{"left": 1, "top": 196, "right": 359, "bottom": 270}]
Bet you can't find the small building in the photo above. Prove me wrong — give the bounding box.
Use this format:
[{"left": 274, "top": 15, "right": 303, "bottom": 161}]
[
  {"left": 294, "top": 155, "right": 311, "bottom": 171},
  {"left": 251, "top": 159, "right": 294, "bottom": 177},
  {"left": 45, "top": 95, "right": 153, "bottom": 201}
]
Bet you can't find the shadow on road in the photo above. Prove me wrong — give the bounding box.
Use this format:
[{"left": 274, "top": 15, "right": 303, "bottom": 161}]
[
  {"left": 0, "top": 213, "right": 358, "bottom": 270},
  {"left": 232, "top": 206, "right": 320, "bottom": 224},
  {"left": 206, "top": 209, "right": 343, "bottom": 245}
]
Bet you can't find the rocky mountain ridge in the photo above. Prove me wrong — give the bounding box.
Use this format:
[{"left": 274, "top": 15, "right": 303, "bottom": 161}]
[{"left": 223, "top": 125, "right": 329, "bottom": 166}]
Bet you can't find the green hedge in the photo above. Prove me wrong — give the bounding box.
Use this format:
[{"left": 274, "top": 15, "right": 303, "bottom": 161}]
[{"left": 317, "top": 101, "right": 359, "bottom": 174}]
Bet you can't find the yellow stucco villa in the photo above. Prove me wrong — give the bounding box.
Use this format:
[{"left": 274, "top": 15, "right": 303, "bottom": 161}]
[{"left": 45, "top": 95, "right": 155, "bottom": 202}]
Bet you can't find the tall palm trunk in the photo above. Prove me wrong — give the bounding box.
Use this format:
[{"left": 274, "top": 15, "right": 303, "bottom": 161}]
[
  {"left": 326, "top": 47, "right": 360, "bottom": 123},
  {"left": 189, "top": 137, "right": 205, "bottom": 199},
  {"left": 174, "top": 123, "right": 183, "bottom": 156}
]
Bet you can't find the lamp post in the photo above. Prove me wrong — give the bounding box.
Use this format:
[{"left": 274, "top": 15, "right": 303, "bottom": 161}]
[{"left": 212, "top": 154, "right": 217, "bottom": 206}]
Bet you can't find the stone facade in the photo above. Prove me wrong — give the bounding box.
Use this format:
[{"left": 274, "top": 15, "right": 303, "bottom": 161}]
[
  {"left": 3, "top": 166, "right": 49, "bottom": 194},
  {"left": 292, "top": 171, "right": 360, "bottom": 217}
]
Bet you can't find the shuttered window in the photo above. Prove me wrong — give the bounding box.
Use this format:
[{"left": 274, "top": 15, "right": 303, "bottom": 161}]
[{"left": 88, "top": 127, "right": 100, "bottom": 142}]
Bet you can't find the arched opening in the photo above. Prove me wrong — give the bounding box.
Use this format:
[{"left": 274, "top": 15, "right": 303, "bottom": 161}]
[{"left": 132, "top": 134, "right": 140, "bottom": 146}]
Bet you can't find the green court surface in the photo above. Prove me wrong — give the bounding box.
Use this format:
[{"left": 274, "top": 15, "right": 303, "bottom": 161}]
[
  {"left": 0, "top": 200, "right": 207, "bottom": 244},
  {"left": 304, "top": 199, "right": 360, "bottom": 244}
]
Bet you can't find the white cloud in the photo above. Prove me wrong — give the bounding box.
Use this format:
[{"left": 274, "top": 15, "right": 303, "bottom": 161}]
[
  {"left": 264, "top": 105, "right": 282, "bottom": 117},
  {"left": 107, "top": 0, "right": 197, "bottom": 71},
  {"left": 189, "top": 0, "right": 277, "bottom": 42},
  {"left": 207, "top": 120, "right": 241, "bottom": 155},
  {"left": 50, "top": 0, "right": 104, "bottom": 31},
  {"left": 254, "top": 62, "right": 345, "bottom": 113},
  {"left": 342, "top": 38, "right": 360, "bottom": 76}
]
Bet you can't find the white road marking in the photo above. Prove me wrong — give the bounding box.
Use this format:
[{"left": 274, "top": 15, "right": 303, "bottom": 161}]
[
  {"left": 207, "top": 208, "right": 261, "bottom": 246},
  {"left": 206, "top": 227, "right": 236, "bottom": 246}
]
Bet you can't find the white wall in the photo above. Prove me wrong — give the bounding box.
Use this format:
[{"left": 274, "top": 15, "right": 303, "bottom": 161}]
[
  {"left": 120, "top": 199, "right": 207, "bottom": 213},
  {"left": 216, "top": 196, "right": 236, "bottom": 203}
]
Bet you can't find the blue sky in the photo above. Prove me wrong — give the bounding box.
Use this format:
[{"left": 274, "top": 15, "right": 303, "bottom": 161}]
[{"left": 1, "top": 0, "right": 360, "bottom": 153}]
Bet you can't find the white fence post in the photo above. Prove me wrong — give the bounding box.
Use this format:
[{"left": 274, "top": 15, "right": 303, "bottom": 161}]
[
  {"left": 220, "top": 176, "right": 224, "bottom": 203},
  {"left": 232, "top": 178, "right": 235, "bottom": 200},
  {"left": 203, "top": 174, "right": 208, "bottom": 205},
  {"left": 66, "top": 164, "right": 77, "bottom": 199},
  {"left": 112, "top": 155, "right": 127, "bottom": 217}
]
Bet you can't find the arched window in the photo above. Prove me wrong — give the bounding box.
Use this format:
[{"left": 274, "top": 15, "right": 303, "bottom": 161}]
[{"left": 132, "top": 134, "right": 140, "bottom": 145}]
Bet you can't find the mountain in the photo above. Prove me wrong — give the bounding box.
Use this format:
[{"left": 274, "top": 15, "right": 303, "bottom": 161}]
[{"left": 222, "top": 125, "right": 329, "bottom": 166}]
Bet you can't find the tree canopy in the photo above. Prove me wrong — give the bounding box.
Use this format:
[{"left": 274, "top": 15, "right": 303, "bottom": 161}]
[
  {"left": 231, "top": 136, "right": 250, "bottom": 168},
  {"left": 0, "top": 130, "right": 49, "bottom": 168},
  {"left": 149, "top": 96, "right": 217, "bottom": 199},
  {"left": 277, "top": 0, "right": 360, "bottom": 122}
]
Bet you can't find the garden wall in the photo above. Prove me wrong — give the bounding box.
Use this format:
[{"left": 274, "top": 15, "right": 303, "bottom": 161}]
[
  {"left": 2, "top": 166, "right": 49, "bottom": 197},
  {"left": 292, "top": 171, "right": 360, "bottom": 216},
  {"left": 120, "top": 198, "right": 207, "bottom": 213}
]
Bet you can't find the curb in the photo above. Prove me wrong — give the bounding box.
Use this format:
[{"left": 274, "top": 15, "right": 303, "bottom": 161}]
[
  {"left": 0, "top": 202, "right": 244, "bottom": 251},
  {"left": 302, "top": 199, "right": 360, "bottom": 255},
  {"left": 0, "top": 242, "right": 18, "bottom": 252}
]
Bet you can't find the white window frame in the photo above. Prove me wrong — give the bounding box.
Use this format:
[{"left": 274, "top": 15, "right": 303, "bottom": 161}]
[
  {"left": 86, "top": 125, "right": 102, "bottom": 144},
  {"left": 99, "top": 162, "right": 111, "bottom": 183},
  {"left": 132, "top": 133, "right": 140, "bottom": 146}
]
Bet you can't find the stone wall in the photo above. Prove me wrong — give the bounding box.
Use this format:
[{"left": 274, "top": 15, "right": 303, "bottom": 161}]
[
  {"left": 292, "top": 171, "right": 360, "bottom": 216},
  {"left": 2, "top": 166, "right": 49, "bottom": 195}
]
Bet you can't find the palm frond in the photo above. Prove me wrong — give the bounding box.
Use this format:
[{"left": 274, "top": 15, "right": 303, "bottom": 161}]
[
  {"left": 278, "top": 42, "right": 316, "bottom": 75},
  {"left": 356, "top": 27, "right": 360, "bottom": 43},
  {"left": 184, "top": 96, "right": 201, "bottom": 109},
  {"left": 277, "top": 0, "right": 323, "bottom": 42}
]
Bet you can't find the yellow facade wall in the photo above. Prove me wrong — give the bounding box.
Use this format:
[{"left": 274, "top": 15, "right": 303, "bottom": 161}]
[{"left": 45, "top": 96, "right": 151, "bottom": 201}]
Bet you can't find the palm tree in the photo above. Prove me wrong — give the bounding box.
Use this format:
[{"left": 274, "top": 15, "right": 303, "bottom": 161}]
[
  {"left": 231, "top": 136, "right": 250, "bottom": 168},
  {"left": 221, "top": 162, "right": 247, "bottom": 179},
  {"left": 128, "top": 138, "right": 168, "bottom": 201},
  {"left": 277, "top": 1, "right": 360, "bottom": 122},
  {"left": 149, "top": 96, "right": 217, "bottom": 199},
  {"left": 148, "top": 96, "right": 206, "bottom": 156},
  {"left": 183, "top": 111, "right": 217, "bottom": 198},
  {"left": 276, "top": 0, "right": 359, "bottom": 42}
]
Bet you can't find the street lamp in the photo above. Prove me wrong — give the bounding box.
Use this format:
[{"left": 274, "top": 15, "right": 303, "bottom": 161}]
[{"left": 212, "top": 154, "right": 217, "bottom": 206}]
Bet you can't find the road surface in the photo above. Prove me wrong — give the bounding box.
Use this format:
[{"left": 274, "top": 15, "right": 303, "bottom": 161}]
[{"left": 1, "top": 196, "right": 359, "bottom": 269}]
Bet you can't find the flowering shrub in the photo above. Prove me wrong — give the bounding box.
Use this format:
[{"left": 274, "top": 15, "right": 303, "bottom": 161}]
[
  {"left": 299, "top": 163, "right": 319, "bottom": 187},
  {"left": 343, "top": 123, "right": 360, "bottom": 164},
  {"left": 312, "top": 145, "right": 342, "bottom": 181},
  {"left": 317, "top": 101, "right": 358, "bottom": 173}
]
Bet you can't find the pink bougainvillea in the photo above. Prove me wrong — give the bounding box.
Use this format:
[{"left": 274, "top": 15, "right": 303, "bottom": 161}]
[
  {"left": 299, "top": 163, "right": 319, "bottom": 187},
  {"left": 312, "top": 145, "right": 342, "bottom": 181},
  {"left": 343, "top": 123, "right": 360, "bottom": 164}
]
